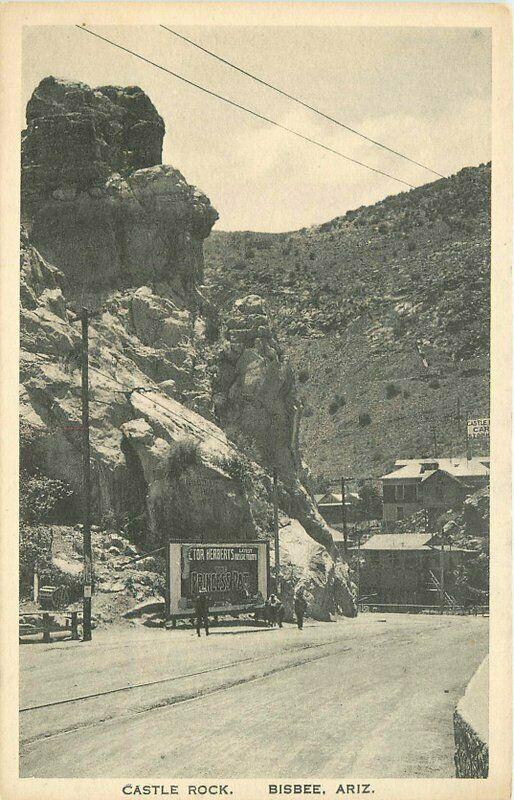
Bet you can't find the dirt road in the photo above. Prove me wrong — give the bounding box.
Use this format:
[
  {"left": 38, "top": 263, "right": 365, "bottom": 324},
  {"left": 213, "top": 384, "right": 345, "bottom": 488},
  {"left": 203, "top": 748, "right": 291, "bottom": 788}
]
[{"left": 19, "top": 614, "right": 488, "bottom": 778}]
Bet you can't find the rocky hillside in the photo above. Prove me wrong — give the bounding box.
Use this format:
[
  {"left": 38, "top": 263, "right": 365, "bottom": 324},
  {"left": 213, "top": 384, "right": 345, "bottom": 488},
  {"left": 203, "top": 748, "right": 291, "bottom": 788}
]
[
  {"left": 204, "top": 164, "right": 491, "bottom": 482},
  {"left": 20, "top": 77, "right": 356, "bottom": 622}
]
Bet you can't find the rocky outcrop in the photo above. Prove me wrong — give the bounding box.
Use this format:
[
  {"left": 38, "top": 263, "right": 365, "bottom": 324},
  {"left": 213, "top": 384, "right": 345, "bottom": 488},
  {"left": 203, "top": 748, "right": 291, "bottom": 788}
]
[
  {"left": 276, "top": 519, "right": 355, "bottom": 620},
  {"left": 22, "top": 77, "right": 165, "bottom": 202},
  {"left": 22, "top": 78, "right": 218, "bottom": 301},
  {"left": 213, "top": 295, "right": 346, "bottom": 554},
  {"left": 214, "top": 295, "right": 300, "bottom": 479},
  {"left": 20, "top": 77, "right": 355, "bottom": 620}
]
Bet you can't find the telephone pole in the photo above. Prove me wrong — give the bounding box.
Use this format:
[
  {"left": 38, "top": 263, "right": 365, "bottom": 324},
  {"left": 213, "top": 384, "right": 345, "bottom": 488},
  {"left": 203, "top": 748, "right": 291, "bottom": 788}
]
[
  {"left": 432, "top": 427, "right": 438, "bottom": 458},
  {"left": 439, "top": 526, "right": 445, "bottom": 615},
  {"left": 80, "top": 308, "right": 93, "bottom": 641},
  {"left": 465, "top": 408, "right": 472, "bottom": 461},
  {"left": 341, "top": 477, "right": 348, "bottom": 553},
  {"left": 272, "top": 467, "right": 281, "bottom": 596}
]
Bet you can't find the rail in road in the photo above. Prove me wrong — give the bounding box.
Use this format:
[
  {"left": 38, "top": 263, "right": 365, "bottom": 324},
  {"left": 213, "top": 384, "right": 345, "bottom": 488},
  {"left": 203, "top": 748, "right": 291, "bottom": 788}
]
[
  {"left": 20, "top": 619, "right": 457, "bottom": 747},
  {"left": 20, "top": 633, "right": 350, "bottom": 713},
  {"left": 19, "top": 616, "right": 489, "bottom": 779}
]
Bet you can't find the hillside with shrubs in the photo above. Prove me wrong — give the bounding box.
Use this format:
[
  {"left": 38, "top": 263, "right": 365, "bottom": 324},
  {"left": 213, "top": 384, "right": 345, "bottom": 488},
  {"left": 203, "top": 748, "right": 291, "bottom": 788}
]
[{"left": 204, "top": 163, "right": 491, "bottom": 482}]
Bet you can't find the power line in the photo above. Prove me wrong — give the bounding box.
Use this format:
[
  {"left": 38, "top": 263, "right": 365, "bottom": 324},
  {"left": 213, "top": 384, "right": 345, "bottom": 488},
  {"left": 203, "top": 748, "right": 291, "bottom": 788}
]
[
  {"left": 76, "top": 25, "right": 417, "bottom": 191},
  {"left": 160, "top": 24, "right": 444, "bottom": 181}
]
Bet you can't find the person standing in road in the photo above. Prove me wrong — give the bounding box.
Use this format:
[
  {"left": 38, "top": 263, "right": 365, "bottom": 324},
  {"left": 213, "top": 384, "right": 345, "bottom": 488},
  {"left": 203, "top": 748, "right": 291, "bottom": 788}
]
[
  {"left": 194, "top": 587, "right": 210, "bottom": 637},
  {"left": 294, "top": 586, "right": 308, "bottom": 630},
  {"left": 266, "top": 593, "right": 284, "bottom": 628}
]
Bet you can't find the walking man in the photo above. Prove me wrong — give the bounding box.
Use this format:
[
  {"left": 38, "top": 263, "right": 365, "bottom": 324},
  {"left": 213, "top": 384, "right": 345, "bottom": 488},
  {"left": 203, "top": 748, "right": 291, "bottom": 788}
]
[
  {"left": 194, "top": 587, "right": 210, "bottom": 637},
  {"left": 294, "top": 586, "right": 308, "bottom": 630}
]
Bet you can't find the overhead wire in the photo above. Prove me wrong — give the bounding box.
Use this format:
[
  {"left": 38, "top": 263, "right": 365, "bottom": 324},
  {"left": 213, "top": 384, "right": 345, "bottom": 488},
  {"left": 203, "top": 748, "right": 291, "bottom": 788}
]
[
  {"left": 76, "top": 25, "right": 417, "bottom": 190},
  {"left": 160, "top": 24, "right": 445, "bottom": 180}
]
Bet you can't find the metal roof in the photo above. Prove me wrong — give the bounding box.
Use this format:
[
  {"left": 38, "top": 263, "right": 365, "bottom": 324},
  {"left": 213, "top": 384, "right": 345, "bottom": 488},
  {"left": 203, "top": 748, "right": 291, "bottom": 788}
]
[
  {"left": 360, "top": 533, "right": 435, "bottom": 551},
  {"left": 380, "top": 457, "right": 490, "bottom": 481},
  {"left": 360, "top": 533, "right": 472, "bottom": 553}
]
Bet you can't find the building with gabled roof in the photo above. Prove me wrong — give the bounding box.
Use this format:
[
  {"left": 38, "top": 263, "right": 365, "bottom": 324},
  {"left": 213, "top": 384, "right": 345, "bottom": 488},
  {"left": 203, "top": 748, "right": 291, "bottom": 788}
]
[
  {"left": 380, "top": 457, "right": 489, "bottom": 529},
  {"left": 314, "top": 490, "right": 361, "bottom": 526}
]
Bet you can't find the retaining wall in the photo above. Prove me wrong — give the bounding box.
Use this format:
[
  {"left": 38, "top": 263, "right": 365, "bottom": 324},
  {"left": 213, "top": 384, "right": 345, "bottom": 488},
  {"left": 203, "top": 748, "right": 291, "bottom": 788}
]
[{"left": 453, "top": 656, "right": 489, "bottom": 777}]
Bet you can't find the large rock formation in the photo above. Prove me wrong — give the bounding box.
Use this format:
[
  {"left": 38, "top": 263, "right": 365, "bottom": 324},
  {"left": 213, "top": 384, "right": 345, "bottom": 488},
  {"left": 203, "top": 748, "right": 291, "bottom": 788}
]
[
  {"left": 20, "top": 77, "right": 355, "bottom": 619},
  {"left": 22, "top": 77, "right": 217, "bottom": 301}
]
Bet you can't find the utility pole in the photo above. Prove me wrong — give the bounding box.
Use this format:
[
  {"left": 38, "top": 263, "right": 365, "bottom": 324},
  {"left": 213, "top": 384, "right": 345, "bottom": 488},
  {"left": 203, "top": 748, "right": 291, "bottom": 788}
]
[
  {"left": 356, "top": 529, "right": 362, "bottom": 611},
  {"left": 465, "top": 408, "right": 472, "bottom": 461},
  {"left": 80, "top": 308, "right": 93, "bottom": 641},
  {"left": 432, "top": 427, "right": 438, "bottom": 459},
  {"left": 165, "top": 533, "right": 171, "bottom": 620},
  {"left": 439, "top": 526, "right": 445, "bottom": 615},
  {"left": 341, "top": 477, "right": 348, "bottom": 553},
  {"left": 272, "top": 467, "right": 281, "bottom": 596},
  {"left": 456, "top": 397, "right": 462, "bottom": 455}
]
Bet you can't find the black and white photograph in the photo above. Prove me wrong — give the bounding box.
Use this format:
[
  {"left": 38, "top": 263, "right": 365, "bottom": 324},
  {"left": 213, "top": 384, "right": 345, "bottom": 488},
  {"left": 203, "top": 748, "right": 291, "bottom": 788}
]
[{"left": 0, "top": 3, "right": 511, "bottom": 799}]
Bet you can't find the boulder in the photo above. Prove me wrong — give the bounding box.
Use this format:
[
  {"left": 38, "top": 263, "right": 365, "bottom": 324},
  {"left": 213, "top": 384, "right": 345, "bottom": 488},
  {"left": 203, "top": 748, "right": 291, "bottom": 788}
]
[
  {"left": 22, "top": 77, "right": 165, "bottom": 204},
  {"left": 275, "top": 519, "right": 356, "bottom": 621}
]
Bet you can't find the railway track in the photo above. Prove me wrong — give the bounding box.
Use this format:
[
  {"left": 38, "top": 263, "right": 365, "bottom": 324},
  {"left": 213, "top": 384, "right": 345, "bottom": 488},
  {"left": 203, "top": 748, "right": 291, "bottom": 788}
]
[{"left": 20, "top": 633, "right": 355, "bottom": 714}]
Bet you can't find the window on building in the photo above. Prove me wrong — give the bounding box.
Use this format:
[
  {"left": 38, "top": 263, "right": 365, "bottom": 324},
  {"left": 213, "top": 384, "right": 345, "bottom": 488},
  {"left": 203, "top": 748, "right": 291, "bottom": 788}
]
[
  {"left": 404, "top": 484, "right": 416, "bottom": 502},
  {"left": 383, "top": 484, "right": 395, "bottom": 503},
  {"left": 397, "top": 506, "right": 404, "bottom": 520}
]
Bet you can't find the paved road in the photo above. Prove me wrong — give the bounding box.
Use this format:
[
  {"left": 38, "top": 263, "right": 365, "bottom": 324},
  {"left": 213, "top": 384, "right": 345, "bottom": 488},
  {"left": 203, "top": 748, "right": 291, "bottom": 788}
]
[{"left": 20, "top": 614, "right": 488, "bottom": 779}]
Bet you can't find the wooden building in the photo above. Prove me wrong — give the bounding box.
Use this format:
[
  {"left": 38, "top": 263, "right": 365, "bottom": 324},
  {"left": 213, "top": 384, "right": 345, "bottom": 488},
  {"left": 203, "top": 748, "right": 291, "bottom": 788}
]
[
  {"left": 314, "top": 491, "right": 361, "bottom": 526},
  {"left": 380, "top": 457, "right": 490, "bottom": 530},
  {"left": 358, "top": 532, "right": 471, "bottom": 606}
]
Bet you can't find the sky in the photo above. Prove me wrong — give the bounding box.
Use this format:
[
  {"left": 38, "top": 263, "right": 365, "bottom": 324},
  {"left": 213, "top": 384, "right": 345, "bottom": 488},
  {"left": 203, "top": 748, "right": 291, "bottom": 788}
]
[{"left": 22, "top": 25, "right": 491, "bottom": 232}]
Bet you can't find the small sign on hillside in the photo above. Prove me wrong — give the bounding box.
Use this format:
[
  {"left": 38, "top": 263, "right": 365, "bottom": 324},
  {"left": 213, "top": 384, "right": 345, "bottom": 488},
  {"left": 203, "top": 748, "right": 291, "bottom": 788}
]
[{"left": 467, "top": 418, "right": 490, "bottom": 438}]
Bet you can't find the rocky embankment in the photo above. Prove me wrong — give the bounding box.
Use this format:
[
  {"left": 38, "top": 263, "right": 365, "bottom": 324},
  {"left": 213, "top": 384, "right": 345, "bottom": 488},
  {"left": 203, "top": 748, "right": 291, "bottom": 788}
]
[{"left": 20, "top": 76, "right": 355, "bottom": 621}]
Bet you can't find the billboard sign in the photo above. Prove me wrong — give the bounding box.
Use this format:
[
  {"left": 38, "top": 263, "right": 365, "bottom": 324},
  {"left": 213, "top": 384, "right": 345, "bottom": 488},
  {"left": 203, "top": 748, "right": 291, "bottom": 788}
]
[
  {"left": 467, "top": 417, "right": 490, "bottom": 438},
  {"left": 168, "top": 541, "right": 268, "bottom": 616}
]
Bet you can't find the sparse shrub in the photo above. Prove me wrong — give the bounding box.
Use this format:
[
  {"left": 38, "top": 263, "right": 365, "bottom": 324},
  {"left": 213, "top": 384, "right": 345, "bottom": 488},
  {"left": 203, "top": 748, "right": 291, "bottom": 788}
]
[
  {"left": 392, "top": 317, "right": 407, "bottom": 339},
  {"left": 298, "top": 368, "right": 309, "bottom": 384},
  {"left": 303, "top": 405, "right": 313, "bottom": 418},
  {"left": 167, "top": 437, "right": 201, "bottom": 478},
  {"left": 19, "top": 526, "right": 53, "bottom": 595},
  {"left": 328, "top": 395, "right": 346, "bottom": 415},
  {"left": 20, "top": 471, "right": 77, "bottom": 525},
  {"left": 230, "top": 431, "right": 261, "bottom": 463},
  {"left": 328, "top": 399, "right": 339, "bottom": 415},
  {"left": 378, "top": 223, "right": 388, "bottom": 235},
  {"left": 218, "top": 453, "right": 253, "bottom": 486},
  {"left": 309, "top": 252, "right": 316, "bottom": 261},
  {"left": 403, "top": 389, "right": 411, "bottom": 399},
  {"left": 385, "top": 382, "right": 401, "bottom": 399},
  {"left": 428, "top": 379, "right": 441, "bottom": 389},
  {"left": 358, "top": 484, "right": 383, "bottom": 520},
  {"left": 358, "top": 412, "right": 372, "bottom": 427},
  {"left": 407, "top": 239, "right": 416, "bottom": 252}
]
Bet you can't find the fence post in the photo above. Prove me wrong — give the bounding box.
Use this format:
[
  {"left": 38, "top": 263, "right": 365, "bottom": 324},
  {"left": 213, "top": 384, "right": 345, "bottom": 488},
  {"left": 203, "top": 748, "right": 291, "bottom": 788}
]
[
  {"left": 42, "top": 613, "right": 51, "bottom": 643},
  {"left": 71, "top": 611, "right": 79, "bottom": 640}
]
